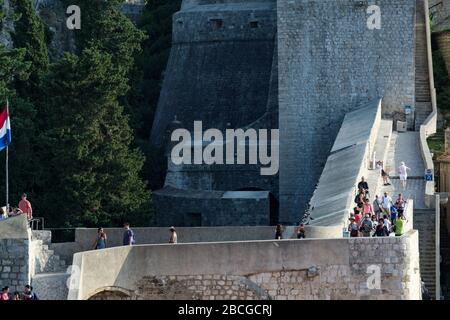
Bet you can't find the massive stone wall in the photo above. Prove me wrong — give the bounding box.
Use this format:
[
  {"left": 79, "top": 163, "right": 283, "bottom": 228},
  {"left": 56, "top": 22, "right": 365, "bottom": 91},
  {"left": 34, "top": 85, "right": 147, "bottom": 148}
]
[
  {"left": 278, "top": 0, "right": 416, "bottom": 223},
  {"left": 151, "top": 0, "right": 279, "bottom": 226},
  {"left": 150, "top": 0, "right": 277, "bottom": 147},
  {"left": 69, "top": 230, "right": 422, "bottom": 300}
]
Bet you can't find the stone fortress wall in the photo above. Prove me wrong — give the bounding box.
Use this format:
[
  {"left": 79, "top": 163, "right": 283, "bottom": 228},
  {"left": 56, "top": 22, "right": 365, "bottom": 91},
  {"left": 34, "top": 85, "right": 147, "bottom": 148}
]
[
  {"left": 278, "top": 0, "right": 417, "bottom": 224},
  {"left": 151, "top": 0, "right": 432, "bottom": 227},
  {"left": 151, "top": 0, "right": 280, "bottom": 227},
  {"left": 0, "top": 216, "right": 32, "bottom": 293},
  {"left": 69, "top": 229, "right": 421, "bottom": 300}
]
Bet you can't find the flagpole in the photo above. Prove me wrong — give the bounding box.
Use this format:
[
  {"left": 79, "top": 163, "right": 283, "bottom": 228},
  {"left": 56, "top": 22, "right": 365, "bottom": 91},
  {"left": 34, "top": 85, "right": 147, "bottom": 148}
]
[{"left": 6, "top": 99, "right": 9, "bottom": 211}]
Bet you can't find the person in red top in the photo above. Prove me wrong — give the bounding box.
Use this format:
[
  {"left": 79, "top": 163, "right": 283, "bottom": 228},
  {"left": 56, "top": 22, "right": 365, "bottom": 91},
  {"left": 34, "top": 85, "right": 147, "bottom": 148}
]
[
  {"left": 0, "top": 287, "right": 10, "bottom": 300},
  {"left": 18, "top": 193, "right": 33, "bottom": 220}
]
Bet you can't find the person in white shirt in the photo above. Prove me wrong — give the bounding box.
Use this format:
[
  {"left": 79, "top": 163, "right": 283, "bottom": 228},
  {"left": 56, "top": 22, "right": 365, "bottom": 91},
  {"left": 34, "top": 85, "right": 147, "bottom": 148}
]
[
  {"left": 398, "top": 161, "right": 411, "bottom": 190},
  {"left": 169, "top": 226, "right": 178, "bottom": 244},
  {"left": 383, "top": 214, "right": 392, "bottom": 233},
  {"left": 382, "top": 192, "right": 393, "bottom": 215}
]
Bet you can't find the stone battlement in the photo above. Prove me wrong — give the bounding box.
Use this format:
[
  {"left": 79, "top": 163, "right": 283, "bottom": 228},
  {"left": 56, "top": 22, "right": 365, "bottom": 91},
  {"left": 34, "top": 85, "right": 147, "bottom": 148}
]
[{"left": 69, "top": 230, "right": 421, "bottom": 300}]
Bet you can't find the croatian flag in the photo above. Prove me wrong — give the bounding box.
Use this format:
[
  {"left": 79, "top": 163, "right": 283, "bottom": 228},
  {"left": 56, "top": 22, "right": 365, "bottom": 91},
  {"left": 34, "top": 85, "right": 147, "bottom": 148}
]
[{"left": 0, "top": 106, "right": 11, "bottom": 152}]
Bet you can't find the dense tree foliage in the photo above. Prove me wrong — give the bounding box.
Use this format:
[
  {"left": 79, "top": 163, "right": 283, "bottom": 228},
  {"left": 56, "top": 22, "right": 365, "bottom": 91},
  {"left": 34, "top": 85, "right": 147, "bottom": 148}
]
[
  {"left": 0, "top": 0, "right": 183, "bottom": 228},
  {"left": 38, "top": 48, "right": 151, "bottom": 227},
  {"left": 11, "top": 0, "right": 49, "bottom": 101}
]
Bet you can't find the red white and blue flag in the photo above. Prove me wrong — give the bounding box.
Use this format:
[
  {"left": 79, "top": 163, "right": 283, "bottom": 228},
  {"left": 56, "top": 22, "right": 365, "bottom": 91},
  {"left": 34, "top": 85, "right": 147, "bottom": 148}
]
[{"left": 0, "top": 106, "right": 11, "bottom": 152}]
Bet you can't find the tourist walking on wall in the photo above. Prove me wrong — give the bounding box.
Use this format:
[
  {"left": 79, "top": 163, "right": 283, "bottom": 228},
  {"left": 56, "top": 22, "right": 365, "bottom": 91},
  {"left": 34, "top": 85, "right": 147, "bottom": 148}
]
[
  {"left": 297, "top": 223, "right": 306, "bottom": 239},
  {"left": 18, "top": 193, "right": 32, "bottom": 220},
  {"left": 360, "top": 214, "right": 373, "bottom": 237},
  {"left": 93, "top": 227, "right": 107, "bottom": 250},
  {"left": 275, "top": 224, "right": 284, "bottom": 240},
  {"left": 394, "top": 212, "right": 407, "bottom": 237},
  {"left": 376, "top": 161, "right": 391, "bottom": 186},
  {"left": 357, "top": 177, "right": 369, "bottom": 194},
  {"left": 348, "top": 217, "right": 359, "bottom": 237},
  {"left": 23, "top": 285, "right": 38, "bottom": 300},
  {"left": 373, "top": 195, "right": 383, "bottom": 219},
  {"left": 390, "top": 205, "right": 398, "bottom": 225},
  {"left": 363, "top": 198, "right": 373, "bottom": 215},
  {"left": 395, "top": 193, "right": 406, "bottom": 214},
  {"left": 381, "top": 192, "right": 393, "bottom": 215},
  {"left": 169, "top": 226, "right": 178, "bottom": 244},
  {"left": 398, "top": 162, "right": 411, "bottom": 190},
  {"left": 373, "top": 218, "right": 389, "bottom": 237},
  {"left": 383, "top": 214, "right": 392, "bottom": 232},
  {"left": 123, "top": 223, "right": 136, "bottom": 246}
]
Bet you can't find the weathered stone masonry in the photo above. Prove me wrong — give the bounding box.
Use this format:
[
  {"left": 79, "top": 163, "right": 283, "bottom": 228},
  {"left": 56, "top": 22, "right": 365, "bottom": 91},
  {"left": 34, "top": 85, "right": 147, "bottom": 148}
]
[
  {"left": 0, "top": 239, "right": 30, "bottom": 293},
  {"left": 278, "top": 0, "right": 416, "bottom": 223},
  {"left": 72, "top": 230, "right": 422, "bottom": 300}
]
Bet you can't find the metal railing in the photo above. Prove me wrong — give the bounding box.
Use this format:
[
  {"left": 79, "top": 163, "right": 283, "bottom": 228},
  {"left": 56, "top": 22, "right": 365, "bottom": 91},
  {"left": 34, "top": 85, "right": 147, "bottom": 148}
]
[{"left": 29, "top": 217, "right": 45, "bottom": 230}]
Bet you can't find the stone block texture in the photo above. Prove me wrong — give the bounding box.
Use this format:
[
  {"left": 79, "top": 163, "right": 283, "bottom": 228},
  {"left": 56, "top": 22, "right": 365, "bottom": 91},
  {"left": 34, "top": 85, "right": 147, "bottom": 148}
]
[
  {"left": 83, "top": 232, "right": 421, "bottom": 300},
  {"left": 278, "top": 0, "right": 416, "bottom": 223},
  {"left": 0, "top": 239, "right": 30, "bottom": 293}
]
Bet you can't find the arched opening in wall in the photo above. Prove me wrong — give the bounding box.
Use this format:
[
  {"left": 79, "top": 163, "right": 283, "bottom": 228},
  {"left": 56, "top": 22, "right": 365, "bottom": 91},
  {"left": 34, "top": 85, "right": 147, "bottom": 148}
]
[
  {"left": 87, "top": 287, "right": 134, "bottom": 300},
  {"left": 234, "top": 188, "right": 279, "bottom": 226}
]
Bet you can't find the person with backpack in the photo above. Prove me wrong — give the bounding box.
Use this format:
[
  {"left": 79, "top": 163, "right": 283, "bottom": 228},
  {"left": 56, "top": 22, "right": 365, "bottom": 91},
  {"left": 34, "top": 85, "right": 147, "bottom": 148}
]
[
  {"left": 373, "top": 195, "right": 383, "bottom": 219},
  {"left": 360, "top": 214, "right": 373, "bottom": 237},
  {"left": 123, "top": 222, "right": 136, "bottom": 246}
]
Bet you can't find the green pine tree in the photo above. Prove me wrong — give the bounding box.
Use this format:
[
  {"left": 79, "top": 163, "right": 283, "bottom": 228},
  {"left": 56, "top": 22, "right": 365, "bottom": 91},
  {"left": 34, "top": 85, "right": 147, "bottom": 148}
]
[
  {"left": 70, "top": 0, "right": 146, "bottom": 78},
  {"left": 39, "top": 48, "right": 151, "bottom": 227},
  {"left": 0, "top": 44, "right": 38, "bottom": 207},
  {"left": 10, "top": 0, "right": 49, "bottom": 101}
]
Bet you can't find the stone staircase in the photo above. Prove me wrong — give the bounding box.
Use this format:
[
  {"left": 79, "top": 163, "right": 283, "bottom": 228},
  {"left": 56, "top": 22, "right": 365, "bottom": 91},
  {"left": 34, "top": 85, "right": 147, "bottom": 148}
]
[
  {"left": 441, "top": 210, "right": 450, "bottom": 299},
  {"left": 413, "top": 209, "right": 436, "bottom": 297},
  {"left": 31, "top": 231, "right": 70, "bottom": 300},
  {"left": 415, "top": 0, "right": 433, "bottom": 130}
]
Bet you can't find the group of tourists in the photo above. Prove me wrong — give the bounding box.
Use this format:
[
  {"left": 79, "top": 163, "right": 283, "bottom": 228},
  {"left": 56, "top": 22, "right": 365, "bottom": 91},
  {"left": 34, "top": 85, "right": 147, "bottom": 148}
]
[
  {"left": 0, "top": 193, "right": 33, "bottom": 221},
  {"left": 0, "top": 285, "right": 38, "bottom": 301},
  {"left": 348, "top": 175, "right": 408, "bottom": 238},
  {"left": 92, "top": 223, "right": 178, "bottom": 250}
]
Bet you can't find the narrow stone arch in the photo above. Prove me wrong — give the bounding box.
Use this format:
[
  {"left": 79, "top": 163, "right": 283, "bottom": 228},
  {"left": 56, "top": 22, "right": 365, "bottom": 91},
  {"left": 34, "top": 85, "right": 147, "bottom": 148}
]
[{"left": 87, "top": 286, "right": 135, "bottom": 300}]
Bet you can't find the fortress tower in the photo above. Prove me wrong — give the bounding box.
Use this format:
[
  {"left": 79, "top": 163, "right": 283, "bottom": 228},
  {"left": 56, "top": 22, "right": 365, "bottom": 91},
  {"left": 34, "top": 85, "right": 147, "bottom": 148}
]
[
  {"left": 151, "top": 0, "right": 279, "bottom": 226},
  {"left": 152, "top": 0, "right": 432, "bottom": 226}
]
